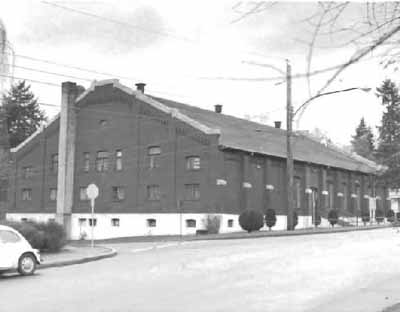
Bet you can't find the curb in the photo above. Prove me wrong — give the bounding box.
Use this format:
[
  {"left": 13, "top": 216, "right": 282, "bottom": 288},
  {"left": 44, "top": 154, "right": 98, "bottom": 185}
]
[
  {"left": 38, "top": 246, "right": 117, "bottom": 270},
  {"left": 188, "top": 225, "right": 391, "bottom": 242},
  {"left": 78, "top": 225, "right": 392, "bottom": 245}
]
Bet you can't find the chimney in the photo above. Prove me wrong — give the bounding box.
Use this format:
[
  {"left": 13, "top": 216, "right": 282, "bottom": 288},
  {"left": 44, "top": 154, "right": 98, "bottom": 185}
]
[
  {"left": 135, "top": 82, "right": 146, "bottom": 94},
  {"left": 56, "top": 81, "right": 78, "bottom": 238},
  {"left": 214, "top": 104, "right": 222, "bottom": 113},
  {"left": 274, "top": 121, "right": 282, "bottom": 129}
]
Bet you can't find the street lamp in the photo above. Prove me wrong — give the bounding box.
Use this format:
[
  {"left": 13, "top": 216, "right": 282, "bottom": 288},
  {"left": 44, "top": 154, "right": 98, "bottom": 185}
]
[{"left": 286, "top": 86, "right": 371, "bottom": 230}]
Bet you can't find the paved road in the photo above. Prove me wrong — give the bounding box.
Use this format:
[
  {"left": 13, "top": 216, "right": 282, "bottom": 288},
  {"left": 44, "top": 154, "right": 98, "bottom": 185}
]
[{"left": 2, "top": 228, "right": 400, "bottom": 312}]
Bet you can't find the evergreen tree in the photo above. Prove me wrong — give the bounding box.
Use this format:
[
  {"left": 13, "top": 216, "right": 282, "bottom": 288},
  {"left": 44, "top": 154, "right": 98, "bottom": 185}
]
[
  {"left": 2, "top": 81, "right": 47, "bottom": 148},
  {"left": 351, "top": 117, "right": 375, "bottom": 160},
  {"left": 375, "top": 79, "right": 400, "bottom": 187}
]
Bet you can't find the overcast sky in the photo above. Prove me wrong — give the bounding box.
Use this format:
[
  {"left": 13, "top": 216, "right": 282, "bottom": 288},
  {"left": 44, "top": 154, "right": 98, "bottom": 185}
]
[{"left": 0, "top": 1, "right": 397, "bottom": 145}]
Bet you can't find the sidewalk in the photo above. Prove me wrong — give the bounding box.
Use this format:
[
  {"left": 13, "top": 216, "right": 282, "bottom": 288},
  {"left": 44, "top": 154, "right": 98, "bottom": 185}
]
[
  {"left": 71, "top": 224, "right": 391, "bottom": 245},
  {"left": 39, "top": 245, "right": 117, "bottom": 269}
]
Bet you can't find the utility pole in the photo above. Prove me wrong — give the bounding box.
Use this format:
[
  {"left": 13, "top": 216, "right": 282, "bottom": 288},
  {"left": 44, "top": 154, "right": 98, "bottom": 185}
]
[{"left": 286, "top": 59, "right": 294, "bottom": 231}]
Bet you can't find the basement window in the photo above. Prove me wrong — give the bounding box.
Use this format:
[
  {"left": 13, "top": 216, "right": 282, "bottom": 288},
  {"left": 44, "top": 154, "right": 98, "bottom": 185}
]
[
  {"left": 111, "top": 218, "right": 120, "bottom": 227},
  {"left": 88, "top": 218, "right": 97, "bottom": 227},
  {"left": 186, "top": 219, "right": 196, "bottom": 228},
  {"left": 147, "top": 218, "right": 156, "bottom": 227}
]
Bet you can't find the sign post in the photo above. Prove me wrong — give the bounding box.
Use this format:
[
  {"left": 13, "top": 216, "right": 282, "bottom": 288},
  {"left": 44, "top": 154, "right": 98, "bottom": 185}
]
[{"left": 86, "top": 183, "right": 99, "bottom": 248}]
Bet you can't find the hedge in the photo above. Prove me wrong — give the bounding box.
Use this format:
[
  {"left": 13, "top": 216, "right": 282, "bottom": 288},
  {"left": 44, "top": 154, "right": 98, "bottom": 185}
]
[{"left": 1, "top": 220, "right": 66, "bottom": 252}]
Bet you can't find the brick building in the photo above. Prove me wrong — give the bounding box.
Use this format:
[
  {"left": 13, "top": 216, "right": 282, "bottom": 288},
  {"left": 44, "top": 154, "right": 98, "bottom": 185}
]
[{"left": 1, "top": 79, "right": 387, "bottom": 239}]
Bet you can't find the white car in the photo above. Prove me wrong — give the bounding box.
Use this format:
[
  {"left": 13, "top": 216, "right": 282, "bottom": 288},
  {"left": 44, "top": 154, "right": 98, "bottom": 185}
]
[{"left": 0, "top": 225, "right": 41, "bottom": 276}]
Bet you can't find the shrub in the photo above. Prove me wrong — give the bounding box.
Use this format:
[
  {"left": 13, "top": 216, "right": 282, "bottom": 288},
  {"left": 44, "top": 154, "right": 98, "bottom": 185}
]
[
  {"left": 293, "top": 211, "right": 298, "bottom": 229},
  {"left": 203, "top": 215, "right": 221, "bottom": 234},
  {"left": 328, "top": 209, "right": 338, "bottom": 227},
  {"left": 375, "top": 208, "right": 385, "bottom": 224},
  {"left": 386, "top": 209, "right": 395, "bottom": 223},
  {"left": 37, "top": 221, "right": 67, "bottom": 252},
  {"left": 265, "top": 209, "right": 277, "bottom": 231},
  {"left": 361, "top": 210, "right": 370, "bottom": 225},
  {"left": 1, "top": 220, "right": 66, "bottom": 252},
  {"left": 239, "top": 209, "right": 264, "bottom": 233}
]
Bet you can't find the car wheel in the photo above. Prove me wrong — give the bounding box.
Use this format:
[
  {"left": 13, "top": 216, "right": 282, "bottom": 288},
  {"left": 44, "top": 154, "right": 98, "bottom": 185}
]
[{"left": 18, "top": 254, "right": 37, "bottom": 276}]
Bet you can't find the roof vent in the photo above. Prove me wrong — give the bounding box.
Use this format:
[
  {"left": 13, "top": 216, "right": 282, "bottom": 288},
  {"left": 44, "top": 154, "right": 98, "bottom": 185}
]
[
  {"left": 274, "top": 121, "right": 282, "bottom": 129},
  {"left": 214, "top": 104, "right": 222, "bottom": 113},
  {"left": 135, "top": 82, "right": 146, "bottom": 94}
]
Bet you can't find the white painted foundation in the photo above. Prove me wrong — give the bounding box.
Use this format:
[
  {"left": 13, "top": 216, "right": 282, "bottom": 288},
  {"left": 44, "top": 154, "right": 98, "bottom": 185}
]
[{"left": 5, "top": 212, "right": 336, "bottom": 240}]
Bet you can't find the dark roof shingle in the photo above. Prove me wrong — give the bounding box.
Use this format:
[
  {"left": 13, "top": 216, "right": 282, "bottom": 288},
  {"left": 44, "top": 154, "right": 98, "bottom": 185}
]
[{"left": 152, "top": 96, "right": 378, "bottom": 174}]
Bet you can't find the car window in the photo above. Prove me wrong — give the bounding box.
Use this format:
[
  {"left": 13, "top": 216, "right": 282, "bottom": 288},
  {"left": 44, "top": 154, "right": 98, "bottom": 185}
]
[{"left": 0, "top": 230, "right": 21, "bottom": 243}]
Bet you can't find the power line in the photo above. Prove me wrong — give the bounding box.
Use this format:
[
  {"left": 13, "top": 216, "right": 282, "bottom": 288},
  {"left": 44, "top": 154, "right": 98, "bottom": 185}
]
[
  {"left": 41, "top": 1, "right": 194, "bottom": 43},
  {"left": 8, "top": 64, "right": 92, "bottom": 82},
  {"left": 0, "top": 73, "right": 60, "bottom": 87},
  {"left": 9, "top": 52, "right": 143, "bottom": 82}
]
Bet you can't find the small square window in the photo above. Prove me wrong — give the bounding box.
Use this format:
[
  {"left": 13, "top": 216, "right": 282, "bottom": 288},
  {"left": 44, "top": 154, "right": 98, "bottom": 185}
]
[
  {"left": 147, "top": 218, "right": 156, "bottom": 227},
  {"left": 186, "top": 156, "right": 200, "bottom": 170},
  {"left": 186, "top": 219, "right": 196, "bottom": 228},
  {"left": 21, "top": 218, "right": 28, "bottom": 222},
  {"left": 111, "top": 218, "right": 120, "bottom": 227},
  {"left": 78, "top": 218, "right": 87, "bottom": 226},
  {"left": 227, "top": 219, "right": 234, "bottom": 228},
  {"left": 49, "top": 188, "right": 57, "bottom": 201},
  {"left": 88, "top": 218, "right": 97, "bottom": 227},
  {"left": 112, "top": 186, "right": 125, "bottom": 201}
]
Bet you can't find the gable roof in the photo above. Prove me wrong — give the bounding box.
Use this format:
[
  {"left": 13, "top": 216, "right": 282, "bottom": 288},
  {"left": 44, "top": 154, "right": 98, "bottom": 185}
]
[
  {"left": 10, "top": 79, "right": 380, "bottom": 174},
  {"left": 150, "top": 96, "right": 381, "bottom": 174}
]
